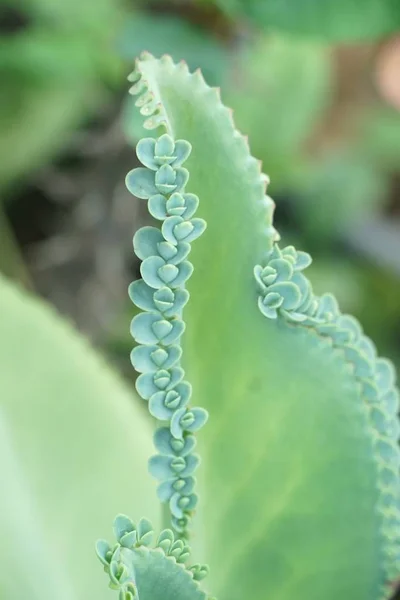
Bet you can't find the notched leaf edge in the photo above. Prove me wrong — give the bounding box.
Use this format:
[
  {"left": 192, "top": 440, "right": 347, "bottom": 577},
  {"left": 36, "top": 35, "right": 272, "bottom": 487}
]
[
  {"left": 96, "top": 514, "right": 212, "bottom": 600},
  {"left": 255, "top": 243, "right": 400, "bottom": 597}
]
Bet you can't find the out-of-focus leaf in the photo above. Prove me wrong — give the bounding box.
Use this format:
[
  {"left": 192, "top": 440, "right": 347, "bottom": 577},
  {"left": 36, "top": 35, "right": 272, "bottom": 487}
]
[
  {"left": 347, "top": 218, "right": 400, "bottom": 278},
  {"left": 0, "top": 274, "right": 160, "bottom": 599},
  {"left": 307, "top": 258, "right": 363, "bottom": 312},
  {"left": 355, "top": 265, "right": 400, "bottom": 371},
  {"left": 360, "top": 108, "right": 400, "bottom": 171},
  {"left": 0, "top": 33, "right": 108, "bottom": 82},
  {"left": 294, "top": 152, "right": 387, "bottom": 244},
  {"left": 227, "top": 35, "right": 331, "bottom": 187},
  {"left": 210, "top": 0, "right": 400, "bottom": 41},
  {"left": 0, "top": 82, "right": 100, "bottom": 189},
  {"left": 0, "top": 0, "right": 123, "bottom": 189},
  {"left": 118, "top": 13, "right": 229, "bottom": 87}
]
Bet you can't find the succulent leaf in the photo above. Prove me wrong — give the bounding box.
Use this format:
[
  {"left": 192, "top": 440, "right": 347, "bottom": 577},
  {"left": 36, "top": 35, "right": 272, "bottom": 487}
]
[
  {"left": 0, "top": 274, "right": 160, "bottom": 600},
  {"left": 128, "top": 52, "right": 400, "bottom": 600},
  {"left": 96, "top": 517, "right": 210, "bottom": 600}
]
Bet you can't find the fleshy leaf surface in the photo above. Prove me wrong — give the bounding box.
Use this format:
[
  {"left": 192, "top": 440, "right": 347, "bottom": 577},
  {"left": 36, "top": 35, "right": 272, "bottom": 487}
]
[
  {"left": 128, "top": 53, "right": 400, "bottom": 600},
  {"left": 130, "top": 549, "right": 206, "bottom": 599},
  {"left": 96, "top": 516, "right": 210, "bottom": 600},
  {"left": 0, "top": 274, "right": 160, "bottom": 599}
]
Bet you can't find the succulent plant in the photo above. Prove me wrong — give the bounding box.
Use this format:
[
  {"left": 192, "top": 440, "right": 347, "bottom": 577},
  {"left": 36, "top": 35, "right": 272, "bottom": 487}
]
[{"left": 95, "top": 53, "right": 400, "bottom": 600}]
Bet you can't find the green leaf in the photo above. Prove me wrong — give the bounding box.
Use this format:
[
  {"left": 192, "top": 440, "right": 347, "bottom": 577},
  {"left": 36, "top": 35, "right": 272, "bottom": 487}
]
[
  {"left": 0, "top": 82, "right": 97, "bottom": 189},
  {"left": 128, "top": 53, "right": 399, "bottom": 600},
  {"left": 360, "top": 107, "right": 400, "bottom": 171},
  {"left": 96, "top": 519, "right": 209, "bottom": 600},
  {"left": 0, "top": 0, "right": 122, "bottom": 188},
  {"left": 226, "top": 35, "right": 331, "bottom": 187},
  {"left": 0, "top": 274, "right": 160, "bottom": 599},
  {"left": 129, "top": 549, "right": 207, "bottom": 600},
  {"left": 294, "top": 151, "right": 387, "bottom": 244},
  {"left": 212, "top": 0, "right": 400, "bottom": 41}
]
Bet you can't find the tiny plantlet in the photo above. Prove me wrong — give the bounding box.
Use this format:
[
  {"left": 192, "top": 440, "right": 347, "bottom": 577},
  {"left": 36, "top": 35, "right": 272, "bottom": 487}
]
[{"left": 95, "top": 53, "right": 400, "bottom": 600}]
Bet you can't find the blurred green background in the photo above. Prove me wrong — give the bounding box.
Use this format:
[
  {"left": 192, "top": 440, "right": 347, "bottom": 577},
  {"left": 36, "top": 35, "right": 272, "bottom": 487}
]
[{"left": 1, "top": 0, "right": 400, "bottom": 380}]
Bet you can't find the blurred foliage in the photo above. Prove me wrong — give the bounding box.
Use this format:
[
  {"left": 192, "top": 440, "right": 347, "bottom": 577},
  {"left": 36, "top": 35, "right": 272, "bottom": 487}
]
[
  {"left": 361, "top": 107, "right": 400, "bottom": 171},
  {"left": 294, "top": 152, "right": 387, "bottom": 245},
  {"left": 0, "top": 0, "right": 123, "bottom": 189},
  {"left": 118, "top": 11, "right": 229, "bottom": 86},
  {"left": 226, "top": 35, "right": 332, "bottom": 186},
  {"left": 203, "top": 0, "right": 400, "bottom": 41}
]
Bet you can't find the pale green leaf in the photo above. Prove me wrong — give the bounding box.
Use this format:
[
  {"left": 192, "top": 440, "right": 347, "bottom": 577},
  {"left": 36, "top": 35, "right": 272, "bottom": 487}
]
[
  {"left": 129, "top": 549, "right": 207, "bottom": 600},
  {"left": 96, "top": 516, "right": 210, "bottom": 600},
  {"left": 0, "top": 274, "right": 160, "bottom": 599},
  {"left": 128, "top": 53, "right": 399, "bottom": 600}
]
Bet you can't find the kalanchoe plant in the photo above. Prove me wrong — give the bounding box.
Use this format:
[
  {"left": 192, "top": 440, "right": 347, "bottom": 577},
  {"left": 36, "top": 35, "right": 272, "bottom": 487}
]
[
  {"left": 128, "top": 133, "right": 208, "bottom": 537},
  {"left": 96, "top": 52, "right": 400, "bottom": 600}
]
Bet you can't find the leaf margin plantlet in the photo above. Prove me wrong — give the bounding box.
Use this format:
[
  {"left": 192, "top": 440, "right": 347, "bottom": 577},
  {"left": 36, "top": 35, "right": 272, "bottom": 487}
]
[
  {"left": 95, "top": 125, "right": 214, "bottom": 599},
  {"left": 127, "top": 132, "right": 208, "bottom": 538},
  {"left": 96, "top": 514, "right": 210, "bottom": 600}
]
